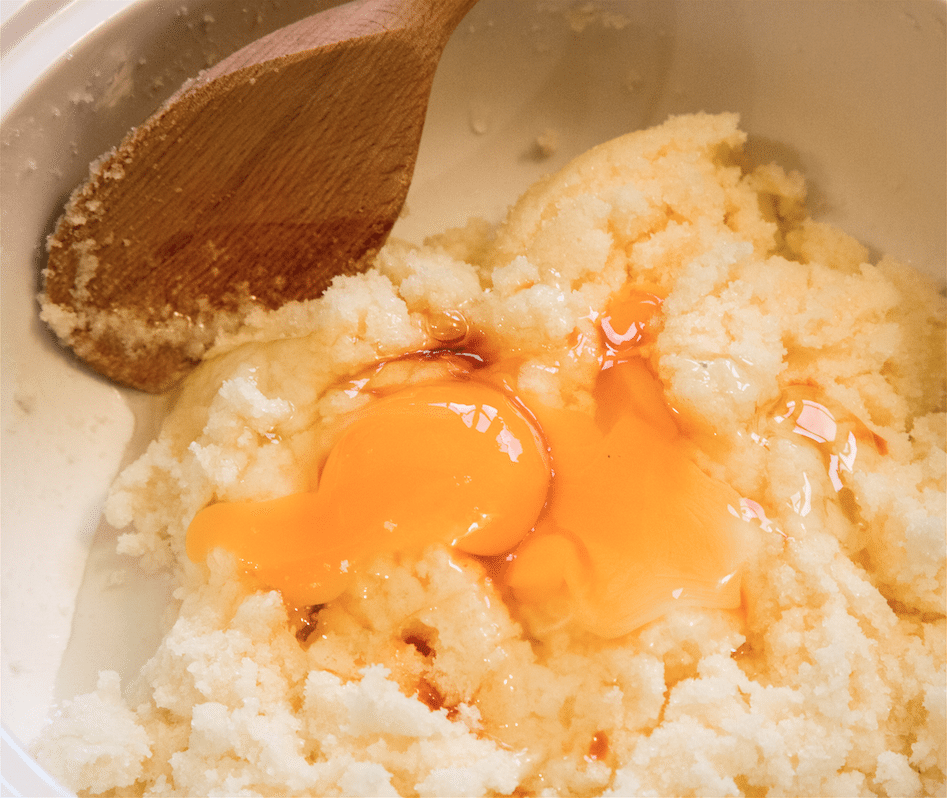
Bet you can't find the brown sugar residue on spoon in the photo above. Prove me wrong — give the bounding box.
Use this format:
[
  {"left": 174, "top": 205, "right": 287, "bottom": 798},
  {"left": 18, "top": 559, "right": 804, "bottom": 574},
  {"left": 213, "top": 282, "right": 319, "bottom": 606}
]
[{"left": 40, "top": 0, "right": 478, "bottom": 393}]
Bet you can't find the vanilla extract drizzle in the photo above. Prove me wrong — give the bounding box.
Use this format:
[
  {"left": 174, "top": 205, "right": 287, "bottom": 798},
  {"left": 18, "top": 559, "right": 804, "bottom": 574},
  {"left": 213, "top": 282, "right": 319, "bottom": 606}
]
[{"left": 760, "top": 385, "right": 886, "bottom": 526}]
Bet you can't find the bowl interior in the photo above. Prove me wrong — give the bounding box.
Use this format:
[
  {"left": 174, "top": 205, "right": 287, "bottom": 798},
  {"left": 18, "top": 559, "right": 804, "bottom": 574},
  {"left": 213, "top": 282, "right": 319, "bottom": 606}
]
[{"left": 1, "top": 0, "right": 944, "bottom": 792}]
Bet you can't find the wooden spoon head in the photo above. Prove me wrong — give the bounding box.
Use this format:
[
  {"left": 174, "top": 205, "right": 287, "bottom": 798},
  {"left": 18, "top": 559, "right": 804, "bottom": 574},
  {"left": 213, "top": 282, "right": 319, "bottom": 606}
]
[{"left": 41, "top": 0, "right": 475, "bottom": 393}]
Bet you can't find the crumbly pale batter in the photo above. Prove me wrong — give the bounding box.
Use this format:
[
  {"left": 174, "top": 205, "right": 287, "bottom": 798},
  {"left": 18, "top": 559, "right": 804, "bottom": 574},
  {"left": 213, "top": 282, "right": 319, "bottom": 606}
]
[{"left": 34, "top": 114, "right": 946, "bottom": 797}]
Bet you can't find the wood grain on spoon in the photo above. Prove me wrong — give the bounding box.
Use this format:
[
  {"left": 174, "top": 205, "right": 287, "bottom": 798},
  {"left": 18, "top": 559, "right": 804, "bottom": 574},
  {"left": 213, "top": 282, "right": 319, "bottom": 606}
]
[{"left": 40, "top": 0, "right": 478, "bottom": 393}]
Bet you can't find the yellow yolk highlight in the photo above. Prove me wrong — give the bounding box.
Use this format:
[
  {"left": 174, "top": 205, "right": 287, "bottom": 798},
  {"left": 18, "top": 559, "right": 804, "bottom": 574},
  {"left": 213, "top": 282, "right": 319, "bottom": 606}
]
[{"left": 186, "top": 381, "right": 551, "bottom": 608}]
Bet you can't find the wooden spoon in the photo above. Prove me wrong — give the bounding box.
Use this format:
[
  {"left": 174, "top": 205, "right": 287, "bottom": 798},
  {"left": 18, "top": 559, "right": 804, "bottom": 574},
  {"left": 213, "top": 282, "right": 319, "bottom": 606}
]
[{"left": 40, "top": 0, "right": 478, "bottom": 393}]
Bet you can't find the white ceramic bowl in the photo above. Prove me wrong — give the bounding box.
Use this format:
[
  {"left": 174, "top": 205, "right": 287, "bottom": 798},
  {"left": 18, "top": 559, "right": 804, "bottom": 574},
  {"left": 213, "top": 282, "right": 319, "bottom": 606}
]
[{"left": 2, "top": 1, "right": 944, "bottom": 794}]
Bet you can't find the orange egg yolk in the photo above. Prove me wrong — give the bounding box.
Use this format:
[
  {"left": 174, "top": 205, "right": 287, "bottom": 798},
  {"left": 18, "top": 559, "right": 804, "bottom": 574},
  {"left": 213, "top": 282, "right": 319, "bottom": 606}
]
[
  {"left": 505, "top": 357, "right": 749, "bottom": 637},
  {"left": 186, "top": 286, "right": 754, "bottom": 638},
  {"left": 186, "top": 380, "right": 551, "bottom": 608}
]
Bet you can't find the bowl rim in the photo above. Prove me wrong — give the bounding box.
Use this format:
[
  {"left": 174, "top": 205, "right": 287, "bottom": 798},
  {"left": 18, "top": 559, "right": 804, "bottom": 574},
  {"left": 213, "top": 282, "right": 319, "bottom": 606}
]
[
  {"left": 1, "top": 2, "right": 943, "bottom": 797},
  {"left": 2, "top": 8, "right": 138, "bottom": 795}
]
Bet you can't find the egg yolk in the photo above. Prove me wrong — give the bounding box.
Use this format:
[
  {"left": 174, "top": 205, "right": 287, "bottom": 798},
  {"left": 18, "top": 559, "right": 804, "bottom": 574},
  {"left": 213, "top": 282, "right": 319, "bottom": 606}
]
[
  {"left": 186, "top": 285, "right": 754, "bottom": 639},
  {"left": 599, "top": 283, "right": 664, "bottom": 357},
  {"left": 186, "top": 380, "right": 551, "bottom": 608},
  {"left": 506, "top": 357, "right": 749, "bottom": 638}
]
